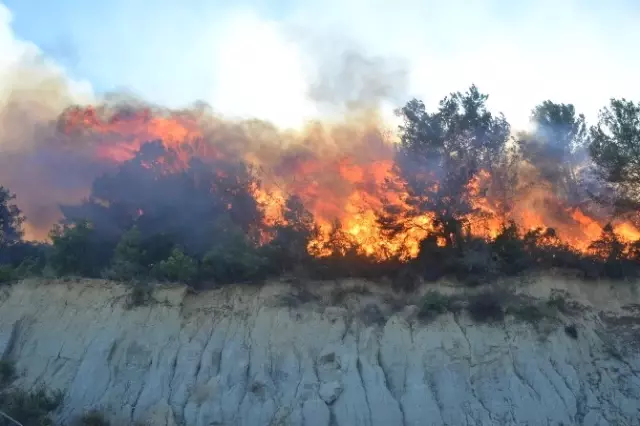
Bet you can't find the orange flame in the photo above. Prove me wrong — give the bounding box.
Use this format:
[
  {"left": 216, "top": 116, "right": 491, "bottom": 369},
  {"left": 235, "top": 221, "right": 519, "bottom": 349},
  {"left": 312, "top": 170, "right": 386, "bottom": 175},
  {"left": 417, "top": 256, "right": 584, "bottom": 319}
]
[{"left": 51, "top": 105, "right": 640, "bottom": 261}]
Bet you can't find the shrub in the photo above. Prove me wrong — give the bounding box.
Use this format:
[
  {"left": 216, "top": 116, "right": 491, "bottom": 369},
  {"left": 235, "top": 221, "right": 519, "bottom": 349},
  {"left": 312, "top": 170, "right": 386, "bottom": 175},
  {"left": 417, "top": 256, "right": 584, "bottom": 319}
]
[
  {"left": 0, "top": 266, "right": 15, "bottom": 284},
  {"left": 467, "top": 291, "right": 505, "bottom": 322},
  {"left": 127, "top": 283, "right": 152, "bottom": 308},
  {"left": 450, "top": 238, "right": 496, "bottom": 287},
  {"left": 492, "top": 221, "right": 533, "bottom": 275},
  {"left": 103, "top": 227, "right": 147, "bottom": 281},
  {"left": 78, "top": 409, "right": 109, "bottom": 426},
  {"left": 418, "top": 290, "right": 456, "bottom": 321},
  {"left": 150, "top": 248, "right": 198, "bottom": 284},
  {"left": 48, "top": 221, "right": 111, "bottom": 278},
  {"left": 200, "top": 234, "right": 268, "bottom": 284},
  {"left": 564, "top": 323, "right": 578, "bottom": 339},
  {"left": 0, "top": 361, "right": 16, "bottom": 386},
  {"left": 0, "top": 386, "right": 63, "bottom": 426},
  {"left": 0, "top": 258, "right": 45, "bottom": 284}
]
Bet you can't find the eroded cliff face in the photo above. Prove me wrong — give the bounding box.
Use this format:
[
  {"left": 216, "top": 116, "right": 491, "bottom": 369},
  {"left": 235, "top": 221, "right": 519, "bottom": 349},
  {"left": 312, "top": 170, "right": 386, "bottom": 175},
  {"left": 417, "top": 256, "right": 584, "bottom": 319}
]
[{"left": 0, "top": 277, "right": 639, "bottom": 426}]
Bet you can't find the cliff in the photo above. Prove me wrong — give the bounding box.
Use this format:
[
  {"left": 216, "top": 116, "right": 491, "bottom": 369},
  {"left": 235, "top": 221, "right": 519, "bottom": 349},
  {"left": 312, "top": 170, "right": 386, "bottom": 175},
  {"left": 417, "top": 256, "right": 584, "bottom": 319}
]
[{"left": 0, "top": 276, "right": 639, "bottom": 426}]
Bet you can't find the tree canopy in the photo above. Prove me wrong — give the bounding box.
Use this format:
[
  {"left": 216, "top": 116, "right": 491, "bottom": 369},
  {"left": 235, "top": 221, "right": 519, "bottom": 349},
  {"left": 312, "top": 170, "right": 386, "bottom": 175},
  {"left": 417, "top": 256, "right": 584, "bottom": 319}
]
[{"left": 589, "top": 98, "right": 640, "bottom": 211}]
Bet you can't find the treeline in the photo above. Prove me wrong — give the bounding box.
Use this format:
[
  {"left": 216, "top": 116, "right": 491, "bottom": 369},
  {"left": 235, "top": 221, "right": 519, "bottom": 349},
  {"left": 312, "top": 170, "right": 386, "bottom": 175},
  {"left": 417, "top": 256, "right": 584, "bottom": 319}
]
[{"left": 1, "top": 85, "right": 639, "bottom": 288}]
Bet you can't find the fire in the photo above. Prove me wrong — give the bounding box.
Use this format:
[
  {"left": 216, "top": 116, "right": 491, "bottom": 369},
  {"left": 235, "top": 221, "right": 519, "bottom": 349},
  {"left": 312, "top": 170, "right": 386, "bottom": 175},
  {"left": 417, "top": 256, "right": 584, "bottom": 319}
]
[
  {"left": 53, "top": 105, "right": 640, "bottom": 261},
  {"left": 60, "top": 105, "right": 207, "bottom": 168}
]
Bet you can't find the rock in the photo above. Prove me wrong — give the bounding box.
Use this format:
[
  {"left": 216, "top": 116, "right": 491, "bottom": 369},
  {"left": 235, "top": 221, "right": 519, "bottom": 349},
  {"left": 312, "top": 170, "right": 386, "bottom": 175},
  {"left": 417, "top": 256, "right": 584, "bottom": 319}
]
[
  {"left": 302, "top": 398, "right": 330, "bottom": 426},
  {"left": 0, "top": 279, "right": 638, "bottom": 426},
  {"left": 319, "top": 381, "right": 343, "bottom": 404}
]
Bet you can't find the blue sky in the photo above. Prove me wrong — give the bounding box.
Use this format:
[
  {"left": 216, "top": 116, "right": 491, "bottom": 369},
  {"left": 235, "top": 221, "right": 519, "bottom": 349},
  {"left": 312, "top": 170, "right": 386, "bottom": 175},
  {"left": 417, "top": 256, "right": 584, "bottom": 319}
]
[{"left": 2, "top": 0, "right": 640, "bottom": 129}]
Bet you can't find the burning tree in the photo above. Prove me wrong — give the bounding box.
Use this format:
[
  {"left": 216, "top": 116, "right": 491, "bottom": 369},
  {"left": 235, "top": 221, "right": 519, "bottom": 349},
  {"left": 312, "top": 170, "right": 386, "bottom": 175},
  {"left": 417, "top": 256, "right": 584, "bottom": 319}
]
[
  {"left": 519, "top": 101, "right": 589, "bottom": 205},
  {"left": 390, "top": 85, "right": 511, "bottom": 251},
  {"left": 2, "top": 83, "right": 640, "bottom": 286}
]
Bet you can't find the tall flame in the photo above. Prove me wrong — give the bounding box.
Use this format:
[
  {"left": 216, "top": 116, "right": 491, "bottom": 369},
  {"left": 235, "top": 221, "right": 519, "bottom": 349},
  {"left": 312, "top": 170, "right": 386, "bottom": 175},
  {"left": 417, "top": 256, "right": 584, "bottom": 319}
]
[{"left": 45, "top": 104, "right": 640, "bottom": 261}]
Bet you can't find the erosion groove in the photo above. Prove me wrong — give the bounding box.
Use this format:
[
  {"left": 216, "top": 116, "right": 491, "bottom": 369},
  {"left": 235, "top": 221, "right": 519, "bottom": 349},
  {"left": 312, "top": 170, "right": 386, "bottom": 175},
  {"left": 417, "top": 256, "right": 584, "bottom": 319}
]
[{"left": 0, "top": 277, "right": 639, "bottom": 425}]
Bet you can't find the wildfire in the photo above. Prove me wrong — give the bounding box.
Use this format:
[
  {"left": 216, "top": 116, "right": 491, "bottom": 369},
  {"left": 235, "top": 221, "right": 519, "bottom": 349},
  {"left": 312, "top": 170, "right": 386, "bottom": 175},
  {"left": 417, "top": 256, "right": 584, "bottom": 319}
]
[{"left": 53, "top": 105, "right": 640, "bottom": 261}]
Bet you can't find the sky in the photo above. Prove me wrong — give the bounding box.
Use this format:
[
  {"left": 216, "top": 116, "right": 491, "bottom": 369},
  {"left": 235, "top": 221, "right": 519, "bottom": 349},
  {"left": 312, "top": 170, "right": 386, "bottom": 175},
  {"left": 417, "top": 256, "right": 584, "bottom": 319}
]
[{"left": 2, "top": 0, "right": 640, "bottom": 130}]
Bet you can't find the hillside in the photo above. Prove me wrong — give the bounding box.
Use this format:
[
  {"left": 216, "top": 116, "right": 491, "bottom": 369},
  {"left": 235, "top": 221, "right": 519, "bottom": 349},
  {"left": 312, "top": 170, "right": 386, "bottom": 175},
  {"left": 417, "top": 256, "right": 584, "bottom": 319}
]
[{"left": 0, "top": 276, "right": 639, "bottom": 426}]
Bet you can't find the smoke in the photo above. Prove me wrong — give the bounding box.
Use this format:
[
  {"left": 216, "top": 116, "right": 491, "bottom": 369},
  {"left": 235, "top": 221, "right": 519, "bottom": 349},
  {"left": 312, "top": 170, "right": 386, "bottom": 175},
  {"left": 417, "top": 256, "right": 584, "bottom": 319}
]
[
  {"left": 0, "top": 4, "right": 95, "bottom": 239},
  {"left": 0, "top": 1, "right": 410, "bottom": 242}
]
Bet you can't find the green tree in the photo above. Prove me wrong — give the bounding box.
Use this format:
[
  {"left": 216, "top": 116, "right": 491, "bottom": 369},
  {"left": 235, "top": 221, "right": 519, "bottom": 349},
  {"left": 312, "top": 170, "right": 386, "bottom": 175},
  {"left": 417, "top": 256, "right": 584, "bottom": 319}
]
[
  {"left": 0, "top": 186, "right": 24, "bottom": 248},
  {"left": 589, "top": 98, "right": 640, "bottom": 211},
  {"left": 201, "top": 230, "right": 267, "bottom": 284},
  {"left": 103, "top": 226, "right": 147, "bottom": 280},
  {"left": 48, "top": 221, "right": 108, "bottom": 277},
  {"left": 151, "top": 247, "right": 198, "bottom": 283}
]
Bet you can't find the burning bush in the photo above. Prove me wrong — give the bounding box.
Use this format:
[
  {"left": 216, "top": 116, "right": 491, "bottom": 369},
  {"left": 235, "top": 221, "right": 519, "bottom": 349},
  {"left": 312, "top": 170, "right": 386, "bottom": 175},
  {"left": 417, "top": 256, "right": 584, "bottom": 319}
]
[{"left": 0, "top": 85, "right": 639, "bottom": 286}]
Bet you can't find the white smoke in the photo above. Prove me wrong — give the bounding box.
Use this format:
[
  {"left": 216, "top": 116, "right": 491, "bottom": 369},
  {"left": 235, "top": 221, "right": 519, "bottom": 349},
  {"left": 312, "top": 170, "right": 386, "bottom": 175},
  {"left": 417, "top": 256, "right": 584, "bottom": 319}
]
[{"left": 0, "top": 3, "right": 94, "bottom": 239}]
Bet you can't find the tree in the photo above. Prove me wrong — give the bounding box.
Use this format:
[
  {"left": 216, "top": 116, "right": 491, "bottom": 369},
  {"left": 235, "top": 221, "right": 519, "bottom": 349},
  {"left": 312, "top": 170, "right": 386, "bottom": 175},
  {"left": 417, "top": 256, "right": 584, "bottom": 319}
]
[
  {"left": 61, "top": 140, "right": 264, "bottom": 258},
  {"left": 588, "top": 224, "right": 626, "bottom": 278},
  {"left": 150, "top": 247, "right": 198, "bottom": 283},
  {"left": 392, "top": 85, "right": 511, "bottom": 249},
  {"left": 589, "top": 98, "right": 640, "bottom": 212},
  {"left": 520, "top": 101, "right": 589, "bottom": 203},
  {"left": 103, "top": 226, "right": 147, "bottom": 280},
  {"left": 0, "top": 186, "right": 24, "bottom": 248},
  {"left": 48, "top": 221, "right": 109, "bottom": 277},
  {"left": 265, "top": 195, "right": 318, "bottom": 272}
]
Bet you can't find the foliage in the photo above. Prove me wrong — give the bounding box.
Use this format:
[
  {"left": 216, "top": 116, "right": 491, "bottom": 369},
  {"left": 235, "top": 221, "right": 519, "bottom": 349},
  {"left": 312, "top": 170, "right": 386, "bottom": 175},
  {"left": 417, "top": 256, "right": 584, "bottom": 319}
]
[
  {"left": 0, "top": 187, "right": 25, "bottom": 249},
  {"left": 200, "top": 231, "right": 268, "bottom": 285},
  {"left": 264, "top": 196, "right": 317, "bottom": 274},
  {"left": 392, "top": 85, "right": 511, "bottom": 248},
  {"left": 0, "top": 365, "right": 62, "bottom": 426},
  {"left": 418, "top": 290, "right": 458, "bottom": 320},
  {"left": 127, "top": 283, "right": 152, "bottom": 308},
  {"left": 0, "top": 386, "right": 63, "bottom": 426},
  {"left": 520, "top": 101, "right": 589, "bottom": 203},
  {"left": 61, "top": 141, "right": 264, "bottom": 258},
  {"left": 0, "top": 361, "right": 16, "bottom": 386},
  {"left": 102, "top": 226, "right": 147, "bottom": 281},
  {"left": 466, "top": 291, "right": 506, "bottom": 323},
  {"left": 150, "top": 248, "right": 198, "bottom": 284},
  {"left": 48, "top": 221, "right": 112, "bottom": 277},
  {"left": 78, "top": 409, "right": 109, "bottom": 426},
  {"left": 564, "top": 324, "right": 578, "bottom": 339},
  {"left": 492, "top": 221, "right": 531, "bottom": 275},
  {"left": 2, "top": 89, "right": 640, "bottom": 288},
  {"left": 589, "top": 98, "right": 640, "bottom": 211}
]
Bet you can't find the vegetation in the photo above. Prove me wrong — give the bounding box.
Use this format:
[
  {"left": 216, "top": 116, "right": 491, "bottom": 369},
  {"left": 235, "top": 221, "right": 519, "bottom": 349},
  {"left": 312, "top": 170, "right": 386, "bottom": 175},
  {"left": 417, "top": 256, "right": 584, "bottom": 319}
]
[
  {"left": 0, "top": 88, "right": 639, "bottom": 289},
  {"left": 0, "top": 361, "right": 62, "bottom": 426},
  {"left": 77, "top": 409, "right": 109, "bottom": 426}
]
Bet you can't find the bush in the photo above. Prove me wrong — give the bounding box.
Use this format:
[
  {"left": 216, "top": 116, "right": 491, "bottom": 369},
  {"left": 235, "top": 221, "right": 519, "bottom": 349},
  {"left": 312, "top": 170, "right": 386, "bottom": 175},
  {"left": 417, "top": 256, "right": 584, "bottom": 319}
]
[
  {"left": 0, "top": 266, "right": 15, "bottom": 284},
  {"left": 127, "top": 283, "right": 152, "bottom": 308},
  {"left": 467, "top": 291, "right": 505, "bottom": 322},
  {"left": 492, "top": 221, "right": 533, "bottom": 275},
  {"left": 0, "top": 386, "right": 63, "bottom": 426},
  {"left": 200, "top": 235, "right": 268, "bottom": 285},
  {"left": 48, "top": 221, "right": 112, "bottom": 278},
  {"left": 0, "top": 361, "right": 16, "bottom": 386},
  {"left": 418, "top": 290, "right": 456, "bottom": 321},
  {"left": 150, "top": 248, "right": 198, "bottom": 283},
  {"left": 0, "top": 258, "right": 44, "bottom": 284},
  {"left": 78, "top": 409, "right": 109, "bottom": 426},
  {"left": 564, "top": 323, "right": 578, "bottom": 339},
  {"left": 102, "top": 226, "right": 149, "bottom": 282}
]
